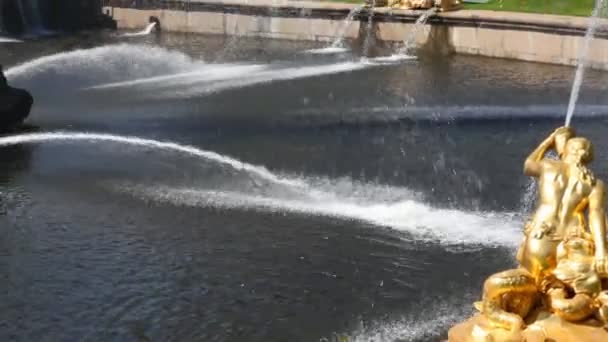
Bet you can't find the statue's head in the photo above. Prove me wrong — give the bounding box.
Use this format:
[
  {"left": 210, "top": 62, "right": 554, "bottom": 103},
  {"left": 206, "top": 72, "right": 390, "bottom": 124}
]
[
  {"left": 563, "top": 137, "right": 594, "bottom": 164},
  {"left": 555, "top": 127, "right": 575, "bottom": 157}
]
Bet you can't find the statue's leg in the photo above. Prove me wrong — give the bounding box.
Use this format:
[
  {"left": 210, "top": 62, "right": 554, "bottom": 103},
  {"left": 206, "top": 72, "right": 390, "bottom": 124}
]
[
  {"left": 548, "top": 265, "right": 601, "bottom": 322},
  {"left": 595, "top": 291, "right": 608, "bottom": 324},
  {"left": 481, "top": 269, "right": 537, "bottom": 331},
  {"left": 549, "top": 291, "right": 595, "bottom": 321}
]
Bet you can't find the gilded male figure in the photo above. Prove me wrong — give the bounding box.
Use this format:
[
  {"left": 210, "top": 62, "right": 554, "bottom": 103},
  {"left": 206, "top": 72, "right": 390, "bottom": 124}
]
[{"left": 518, "top": 126, "right": 607, "bottom": 283}]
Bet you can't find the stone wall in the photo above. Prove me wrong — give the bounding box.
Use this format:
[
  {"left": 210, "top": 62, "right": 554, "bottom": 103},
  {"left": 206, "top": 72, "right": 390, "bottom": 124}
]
[
  {"left": 106, "top": 6, "right": 359, "bottom": 42},
  {"left": 103, "top": 0, "right": 608, "bottom": 69}
]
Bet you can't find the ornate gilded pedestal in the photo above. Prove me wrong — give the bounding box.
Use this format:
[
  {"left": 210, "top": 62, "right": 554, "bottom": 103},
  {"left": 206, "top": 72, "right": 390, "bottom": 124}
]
[{"left": 448, "top": 126, "right": 608, "bottom": 341}]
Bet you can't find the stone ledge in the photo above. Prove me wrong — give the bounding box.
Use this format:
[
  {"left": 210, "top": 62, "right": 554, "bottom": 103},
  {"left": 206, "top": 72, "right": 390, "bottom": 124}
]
[{"left": 104, "top": 0, "right": 608, "bottom": 38}]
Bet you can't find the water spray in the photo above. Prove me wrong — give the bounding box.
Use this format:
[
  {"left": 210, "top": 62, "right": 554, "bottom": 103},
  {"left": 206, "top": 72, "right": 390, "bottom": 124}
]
[{"left": 565, "top": 0, "right": 606, "bottom": 127}]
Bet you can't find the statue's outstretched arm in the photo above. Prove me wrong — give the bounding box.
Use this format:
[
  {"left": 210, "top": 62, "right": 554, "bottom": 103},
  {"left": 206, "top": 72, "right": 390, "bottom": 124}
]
[
  {"left": 589, "top": 180, "right": 607, "bottom": 274},
  {"left": 524, "top": 127, "right": 573, "bottom": 177},
  {"left": 523, "top": 133, "right": 554, "bottom": 177}
]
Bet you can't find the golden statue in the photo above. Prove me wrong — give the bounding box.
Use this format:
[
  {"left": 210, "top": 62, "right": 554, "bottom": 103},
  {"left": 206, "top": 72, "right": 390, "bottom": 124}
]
[
  {"left": 387, "top": 0, "right": 434, "bottom": 9},
  {"left": 385, "top": 0, "right": 462, "bottom": 11},
  {"left": 449, "top": 126, "right": 608, "bottom": 341}
]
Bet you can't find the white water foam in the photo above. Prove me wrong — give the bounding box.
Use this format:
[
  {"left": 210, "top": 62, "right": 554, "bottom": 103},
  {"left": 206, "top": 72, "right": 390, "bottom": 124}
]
[
  {"left": 362, "top": 54, "right": 417, "bottom": 65},
  {"left": 0, "top": 36, "right": 23, "bottom": 43},
  {"left": 87, "top": 61, "right": 368, "bottom": 98},
  {"left": 120, "top": 22, "right": 157, "bottom": 37},
  {"left": 346, "top": 300, "right": 472, "bottom": 342},
  {"left": 0, "top": 131, "right": 521, "bottom": 247},
  {"left": 84, "top": 63, "right": 268, "bottom": 90},
  {"left": 5, "top": 44, "right": 201, "bottom": 90},
  {"left": 119, "top": 185, "right": 521, "bottom": 247},
  {"left": 4, "top": 44, "right": 367, "bottom": 98},
  {"left": 304, "top": 47, "right": 350, "bottom": 55}
]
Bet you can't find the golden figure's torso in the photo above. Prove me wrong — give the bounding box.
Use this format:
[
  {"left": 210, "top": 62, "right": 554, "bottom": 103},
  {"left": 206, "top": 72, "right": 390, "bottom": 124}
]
[{"left": 519, "top": 160, "right": 596, "bottom": 278}]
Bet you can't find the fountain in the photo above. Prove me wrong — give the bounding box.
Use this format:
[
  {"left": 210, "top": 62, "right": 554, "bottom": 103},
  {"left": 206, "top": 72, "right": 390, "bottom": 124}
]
[
  {"left": 120, "top": 22, "right": 158, "bottom": 37},
  {"left": 448, "top": 126, "right": 608, "bottom": 341},
  {"left": 397, "top": 7, "right": 437, "bottom": 56},
  {"left": 362, "top": 0, "right": 377, "bottom": 58},
  {"left": 448, "top": 6, "right": 608, "bottom": 339},
  {"left": 305, "top": 6, "right": 364, "bottom": 54},
  {"left": 330, "top": 6, "right": 364, "bottom": 51},
  {"left": 565, "top": 0, "right": 606, "bottom": 127},
  {"left": 4, "top": 3, "right": 608, "bottom": 342}
]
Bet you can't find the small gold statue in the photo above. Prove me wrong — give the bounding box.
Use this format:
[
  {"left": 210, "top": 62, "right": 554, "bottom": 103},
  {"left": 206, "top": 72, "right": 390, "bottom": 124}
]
[
  {"left": 386, "top": 0, "right": 461, "bottom": 11},
  {"left": 388, "top": 0, "right": 434, "bottom": 9},
  {"left": 436, "top": 0, "right": 462, "bottom": 12},
  {"left": 449, "top": 126, "right": 608, "bottom": 342}
]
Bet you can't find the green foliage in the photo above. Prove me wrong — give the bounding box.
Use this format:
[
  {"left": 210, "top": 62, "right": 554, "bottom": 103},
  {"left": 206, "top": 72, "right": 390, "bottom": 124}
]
[
  {"left": 463, "top": 0, "right": 597, "bottom": 16},
  {"left": 320, "top": 0, "right": 603, "bottom": 17}
]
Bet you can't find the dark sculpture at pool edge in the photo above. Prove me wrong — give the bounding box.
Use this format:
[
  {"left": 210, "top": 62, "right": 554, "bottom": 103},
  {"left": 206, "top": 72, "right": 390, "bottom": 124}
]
[{"left": 0, "top": 65, "right": 32, "bottom": 130}]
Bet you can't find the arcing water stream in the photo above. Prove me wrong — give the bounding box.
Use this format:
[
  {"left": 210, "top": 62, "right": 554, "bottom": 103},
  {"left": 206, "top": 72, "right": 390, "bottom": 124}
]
[
  {"left": 5, "top": 44, "right": 369, "bottom": 100},
  {"left": 304, "top": 6, "right": 364, "bottom": 54},
  {"left": 0, "top": 132, "right": 520, "bottom": 247},
  {"left": 565, "top": 0, "right": 606, "bottom": 126},
  {"left": 362, "top": 1, "right": 376, "bottom": 58},
  {"left": 398, "top": 7, "right": 437, "bottom": 56},
  {"left": 0, "top": 132, "right": 304, "bottom": 187},
  {"left": 330, "top": 6, "right": 364, "bottom": 50},
  {"left": 120, "top": 22, "right": 158, "bottom": 37},
  {"left": 0, "top": 36, "right": 23, "bottom": 43}
]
